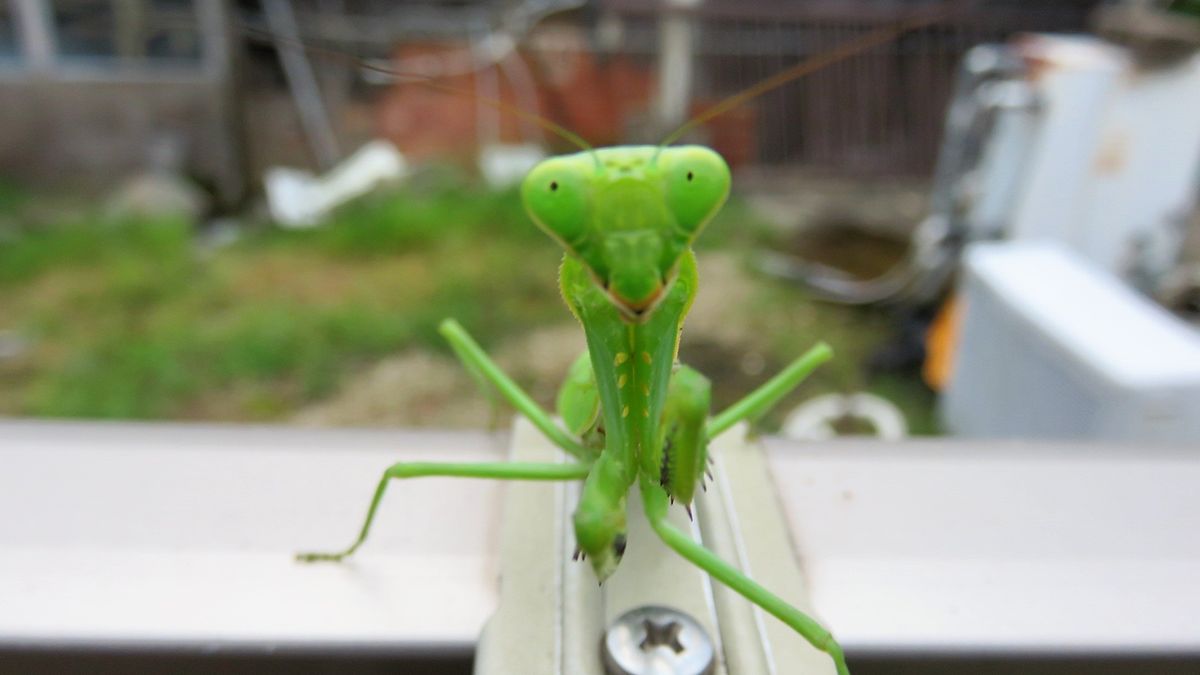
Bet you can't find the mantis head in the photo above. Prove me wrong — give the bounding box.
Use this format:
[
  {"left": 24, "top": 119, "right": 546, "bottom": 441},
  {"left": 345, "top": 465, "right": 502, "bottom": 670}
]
[{"left": 522, "top": 146, "right": 731, "bottom": 321}]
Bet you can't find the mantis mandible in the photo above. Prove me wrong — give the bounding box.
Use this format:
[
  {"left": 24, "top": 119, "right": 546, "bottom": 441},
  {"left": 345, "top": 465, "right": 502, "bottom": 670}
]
[{"left": 294, "top": 14, "right": 945, "bottom": 675}]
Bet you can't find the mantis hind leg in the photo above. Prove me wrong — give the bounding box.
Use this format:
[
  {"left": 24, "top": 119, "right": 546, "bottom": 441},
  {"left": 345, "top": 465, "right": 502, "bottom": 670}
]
[
  {"left": 297, "top": 461, "right": 591, "bottom": 563},
  {"left": 706, "top": 342, "right": 833, "bottom": 439},
  {"left": 638, "top": 476, "right": 850, "bottom": 675},
  {"left": 439, "top": 319, "right": 590, "bottom": 460}
]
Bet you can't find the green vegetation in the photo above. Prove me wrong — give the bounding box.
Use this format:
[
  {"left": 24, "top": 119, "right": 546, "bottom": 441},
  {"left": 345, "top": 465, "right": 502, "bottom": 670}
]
[
  {"left": 1, "top": 178, "right": 557, "bottom": 419},
  {"left": 0, "top": 174, "right": 935, "bottom": 431}
]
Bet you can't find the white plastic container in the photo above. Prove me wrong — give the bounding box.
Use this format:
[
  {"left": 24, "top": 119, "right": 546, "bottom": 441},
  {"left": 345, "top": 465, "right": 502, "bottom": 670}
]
[{"left": 943, "top": 242, "right": 1200, "bottom": 442}]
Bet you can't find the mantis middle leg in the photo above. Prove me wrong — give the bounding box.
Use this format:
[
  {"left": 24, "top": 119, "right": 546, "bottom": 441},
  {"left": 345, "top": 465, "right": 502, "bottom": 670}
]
[
  {"left": 639, "top": 475, "right": 850, "bottom": 675},
  {"left": 298, "top": 461, "right": 591, "bottom": 562},
  {"left": 706, "top": 342, "right": 832, "bottom": 438}
]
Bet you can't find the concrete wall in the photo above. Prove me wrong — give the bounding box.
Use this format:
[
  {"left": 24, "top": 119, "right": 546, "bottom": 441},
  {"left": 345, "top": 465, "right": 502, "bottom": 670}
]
[{"left": 0, "top": 78, "right": 244, "bottom": 206}]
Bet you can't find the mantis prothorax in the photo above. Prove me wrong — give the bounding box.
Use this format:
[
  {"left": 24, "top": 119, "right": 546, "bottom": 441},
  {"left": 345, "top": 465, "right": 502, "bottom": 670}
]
[{"left": 295, "top": 12, "right": 948, "bottom": 674}]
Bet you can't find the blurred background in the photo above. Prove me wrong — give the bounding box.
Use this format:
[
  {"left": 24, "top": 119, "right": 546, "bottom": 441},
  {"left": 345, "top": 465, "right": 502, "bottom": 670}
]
[
  {"left": 0, "top": 0, "right": 1198, "bottom": 443},
  {"left": 3, "top": 2, "right": 1200, "bottom": 675}
]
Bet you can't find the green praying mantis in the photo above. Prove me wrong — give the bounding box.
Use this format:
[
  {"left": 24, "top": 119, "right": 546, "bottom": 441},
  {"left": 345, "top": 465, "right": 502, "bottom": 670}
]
[{"left": 291, "top": 13, "right": 946, "bottom": 675}]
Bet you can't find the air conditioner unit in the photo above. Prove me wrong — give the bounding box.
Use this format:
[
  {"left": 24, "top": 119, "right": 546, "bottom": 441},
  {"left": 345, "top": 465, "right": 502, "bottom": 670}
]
[{"left": 943, "top": 242, "right": 1200, "bottom": 442}]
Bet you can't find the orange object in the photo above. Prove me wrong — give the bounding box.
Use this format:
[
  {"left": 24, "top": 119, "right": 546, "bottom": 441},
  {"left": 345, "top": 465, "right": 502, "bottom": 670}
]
[{"left": 923, "top": 294, "right": 963, "bottom": 391}]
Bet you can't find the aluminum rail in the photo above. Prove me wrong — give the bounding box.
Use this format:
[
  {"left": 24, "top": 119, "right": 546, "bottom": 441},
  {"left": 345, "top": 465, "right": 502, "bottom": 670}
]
[{"left": 1, "top": 420, "right": 1197, "bottom": 667}]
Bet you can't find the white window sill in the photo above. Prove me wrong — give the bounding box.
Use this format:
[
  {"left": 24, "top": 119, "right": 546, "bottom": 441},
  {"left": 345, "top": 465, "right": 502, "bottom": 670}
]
[
  {"left": 0, "top": 422, "right": 504, "bottom": 655},
  {"left": 2, "top": 421, "right": 1198, "bottom": 663}
]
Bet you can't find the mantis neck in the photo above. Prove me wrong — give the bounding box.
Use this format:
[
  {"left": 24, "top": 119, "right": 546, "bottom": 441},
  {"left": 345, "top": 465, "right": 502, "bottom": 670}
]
[{"left": 560, "top": 251, "right": 698, "bottom": 489}]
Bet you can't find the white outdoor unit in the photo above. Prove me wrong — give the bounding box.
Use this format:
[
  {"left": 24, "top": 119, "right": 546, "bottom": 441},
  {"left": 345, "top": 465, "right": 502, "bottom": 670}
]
[{"left": 943, "top": 242, "right": 1200, "bottom": 442}]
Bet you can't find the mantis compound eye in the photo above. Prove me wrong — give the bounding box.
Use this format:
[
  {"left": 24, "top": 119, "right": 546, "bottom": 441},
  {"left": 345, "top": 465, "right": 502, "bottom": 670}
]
[
  {"left": 659, "top": 146, "right": 731, "bottom": 238},
  {"left": 522, "top": 157, "right": 591, "bottom": 248}
]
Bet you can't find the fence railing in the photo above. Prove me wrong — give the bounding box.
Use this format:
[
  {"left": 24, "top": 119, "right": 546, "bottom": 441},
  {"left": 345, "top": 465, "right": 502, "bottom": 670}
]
[{"left": 603, "top": 0, "right": 1096, "bottom": 175}]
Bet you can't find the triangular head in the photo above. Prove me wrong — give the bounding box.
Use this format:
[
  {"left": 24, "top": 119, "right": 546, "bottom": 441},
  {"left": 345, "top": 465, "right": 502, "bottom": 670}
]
[{"left": 521, "top": 145, "right": 731, "bottom": 321}]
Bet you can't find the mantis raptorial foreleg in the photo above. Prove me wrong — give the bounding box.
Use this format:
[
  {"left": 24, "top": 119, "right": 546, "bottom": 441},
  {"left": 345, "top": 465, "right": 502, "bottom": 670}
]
[
  {"left": 639, "top": 475, "right": 850, "bottom": 675},
  {"left": 706, "top": 342, "right": 833, "bottom": 438},
  {"left": 439, "top": 319, "right": 591, "bottom": 460},
  {"left": 296, "top": 461, "right": 591, "bottom": 562}
]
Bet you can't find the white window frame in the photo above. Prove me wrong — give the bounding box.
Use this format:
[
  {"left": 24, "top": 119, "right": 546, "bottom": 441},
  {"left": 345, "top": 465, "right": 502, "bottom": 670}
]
[{"left": 3, "top": 0, "right": 228, "bottom": 83}]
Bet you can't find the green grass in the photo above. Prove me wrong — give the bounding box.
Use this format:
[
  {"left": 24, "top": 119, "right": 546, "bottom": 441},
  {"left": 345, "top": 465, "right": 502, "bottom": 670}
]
[
  {"left": 0, "top": 179, "right": 30, "bottom": 216},
  {"left": 0, "top": 214, "right": 191, "bottom": 285},
  {"left": 271, "top": 175, "right": 541, "bottom": 257},
  {"left": 0, "top": 174, "right": 936, "bottom": 432},
  {"left": 0, "top": 179, "right": 561, "bottom": 420}
]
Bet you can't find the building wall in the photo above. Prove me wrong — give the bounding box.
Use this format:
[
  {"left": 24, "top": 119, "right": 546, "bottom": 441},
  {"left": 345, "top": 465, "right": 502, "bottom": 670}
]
[
  {"left": 0, "top": 78, "right": 242, "bottom": 204},
  {"left": 0, "top": 0, "right": 242, "bottom": 206}
]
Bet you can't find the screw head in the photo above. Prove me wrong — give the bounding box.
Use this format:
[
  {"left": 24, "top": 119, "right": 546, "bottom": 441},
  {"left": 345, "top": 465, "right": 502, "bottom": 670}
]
[{"left": 602, "top": 605, "right": 715, "bottom": 675}]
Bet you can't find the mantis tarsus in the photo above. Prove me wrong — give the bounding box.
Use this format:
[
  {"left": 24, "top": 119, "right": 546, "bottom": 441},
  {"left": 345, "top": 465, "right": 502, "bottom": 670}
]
[{"left": 294, "top": 12, "right": 947, "bottom": 674}]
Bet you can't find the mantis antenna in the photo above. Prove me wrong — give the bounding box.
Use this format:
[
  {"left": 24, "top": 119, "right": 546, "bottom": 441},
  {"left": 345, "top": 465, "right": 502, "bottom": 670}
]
[
  {"left": 656, "top": 3, "right": 961, "bottom": 151},
  {"left": 239, "top": 24, "right": 599, "bottom": 162}
]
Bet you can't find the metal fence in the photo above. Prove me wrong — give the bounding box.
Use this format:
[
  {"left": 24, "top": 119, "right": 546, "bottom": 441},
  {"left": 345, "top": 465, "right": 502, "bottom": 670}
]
[
  {"left": 604, "top": 0, "right": 1099, "bottom": 176},
  {"left": 254, "top": 0, "right": 1101, "bottom": 177}
]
